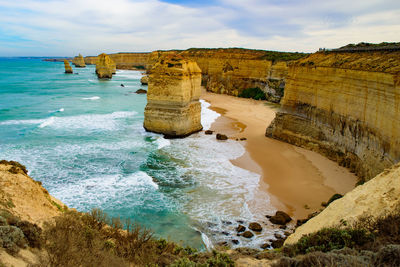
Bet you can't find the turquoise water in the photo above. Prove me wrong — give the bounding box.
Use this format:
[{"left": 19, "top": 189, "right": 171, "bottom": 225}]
[{"left": 0, "top": 58, "right": 276, "bottom": 249}]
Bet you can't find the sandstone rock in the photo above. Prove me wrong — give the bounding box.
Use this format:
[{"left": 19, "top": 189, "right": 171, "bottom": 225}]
[
  {"left": 248, "top": 222, "right": 262, "bottom": 232},
  {"left": 96, "top": 53, "right": 115, "bottom": 79},
  {"left": 237, "top": 225, "right": 246, "bottom": 233},
  {"left": 72, "top": 54, "right": 86, "bottom": 68},
  {"left": 141, "top": 75, "right": 149, "bottom": 85},
  {"left": 285, "top": 163, "right": 400, "bottom": 245},
  {"left": 216, "top": 133, "right": 228, "bottom": 140},
  {"left": 271, "top": 238, "right": 284, "bottom": 248},
  {"left": 242, "top": 231, "right": 254, "bottom": 238},
  {"left": 64, "top": 60, "right": 73, "bottom": 74},
  {"left": 269, "top": 211, "right": 292, "bottom": 225},
  {"left": 266, "top": 51, "right": 400, "bottom": 180},
  {"left": 135, "top": 89, "right": 147, "bottom": 94},
  {"left": 205, "top": 130, "right": 213, "bottom": 135},
  {"left": 143, "top": 55, "right": 203, "bottom": 138},
  {"left": 260, "top": 243, "right": 269, "bottom": 249}
]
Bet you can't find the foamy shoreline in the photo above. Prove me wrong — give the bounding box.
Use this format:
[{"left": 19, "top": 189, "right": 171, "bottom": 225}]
[{"left": 201, "top": 90, "right": 358, "bottom": 220}]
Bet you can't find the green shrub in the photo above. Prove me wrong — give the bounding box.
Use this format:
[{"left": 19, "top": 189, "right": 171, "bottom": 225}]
[
  {"left": 15, "top": 220, "right": 42, "bottom": 248},
  {"left": 0, "top": 225, "right": 26, "bottom": 254},
  {"left": 238, "top": 87, "right": 266, "bottom": 100}
]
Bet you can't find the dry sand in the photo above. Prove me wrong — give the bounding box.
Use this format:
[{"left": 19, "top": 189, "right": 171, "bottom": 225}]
[{"left": 201, "top": 90, "right": 358, "bottom": 219}]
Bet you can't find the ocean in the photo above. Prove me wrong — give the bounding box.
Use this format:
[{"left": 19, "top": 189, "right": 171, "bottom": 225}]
[{"left": 0, "top": 58, "right": 276, "bottom": 250}]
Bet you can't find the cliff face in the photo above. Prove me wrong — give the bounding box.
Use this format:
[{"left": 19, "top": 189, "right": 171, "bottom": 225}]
[
  {"left": 64, "top": 60, "right": 73, "bottom": 74},
  {"left": 95, "top": 53, "right": 115, "bottom": 79},
  {"left": 285, "top": 163, "right": 400, "bottom": 244},
  {"left": 84, "top": 53, "right": 150, "bottom": 69},
  {"left": 266, "top": 51, "right": 400, "bottom": 180},
  {"left": 143, "top": 55, "right": 202, "bottom": 138},
  {"left": 72, "top": 54, "right": 86, "bottom": 68}
]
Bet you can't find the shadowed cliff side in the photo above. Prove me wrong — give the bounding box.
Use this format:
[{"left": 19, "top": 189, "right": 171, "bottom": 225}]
[
  {"left": 266, "top": 50, "right": 400, "bottom": 181},
  {"left": 143, "top": 55, "right": 203, "bottom": 138}
]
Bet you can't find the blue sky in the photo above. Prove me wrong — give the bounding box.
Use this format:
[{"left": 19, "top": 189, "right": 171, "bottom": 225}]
[{"left": 0, "top": 0, "right": 399, "bottom": 56}]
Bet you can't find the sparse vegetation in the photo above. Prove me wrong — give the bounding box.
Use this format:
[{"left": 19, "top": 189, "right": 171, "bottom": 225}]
[{"left": 238, "top": 87, "right": 266, "bottom": 100}]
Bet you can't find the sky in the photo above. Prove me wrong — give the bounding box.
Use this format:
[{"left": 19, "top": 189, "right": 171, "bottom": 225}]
[{"left": 0, "top": 0, "right": 399, "bottom": 56}]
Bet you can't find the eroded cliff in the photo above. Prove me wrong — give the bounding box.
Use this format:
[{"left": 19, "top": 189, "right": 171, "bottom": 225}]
[
  {"left": 95, "top": 53, "right": 115, "bottom": 79},
  {"left": 143, "top": 55, "right": 202, "bottom": 138},
  {"left": 266, "top": 51, "right": 400, "bottom": 180}
]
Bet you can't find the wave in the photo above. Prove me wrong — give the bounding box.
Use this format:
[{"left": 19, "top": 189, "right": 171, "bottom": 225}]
[
  {"left": 200, "top": 100, "right": 220, "bottom": 130},
  {"left": 82, "top": 96, "right": 100, "bottom": 100},
  {"left": 155, "top": 137, "right": 171, "bottom": 150},
  {"left": 0, "top": 111, "right": 137, "bottom": 131}
]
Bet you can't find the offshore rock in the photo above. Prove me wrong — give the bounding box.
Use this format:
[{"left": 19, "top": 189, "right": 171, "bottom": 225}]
[
  {"left": 143, "top": 55, "right": 203, "bottom": 138},
  {"left": 141, "top": 75, "right": 149, "bottom": 85},
  {"left": 266, "top": 51, "right": 400, "bottom": 180},
  {"left": 64, "top": 60, "right": 73, "bottom": 74},
  {"left": 72, "top": 54, "right": 86, "bottom": 68},
  {"left": 95, "top": 53, "right": 115, "bottom": 79}
]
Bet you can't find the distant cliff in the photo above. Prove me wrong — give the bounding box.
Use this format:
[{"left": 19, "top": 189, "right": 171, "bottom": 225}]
[
  {"left": 84, "top": 53, "right": 150, "bottom": 70},
  {"left": 266, "top": 50, "right": 400, "bottom": 181}
]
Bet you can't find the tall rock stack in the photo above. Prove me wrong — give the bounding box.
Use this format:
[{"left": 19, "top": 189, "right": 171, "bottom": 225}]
[
  {"left": 72, "top": 54, "right": 86, "bottom": 67},
  {"left": 64, "top": 60, "right": 73, "bottom": 74},
  {"left": 143, "top": 55, "right": 203, "bottom": 138},
  {"left": 95, "top": 53, "right": 115, "bottom": 79}
]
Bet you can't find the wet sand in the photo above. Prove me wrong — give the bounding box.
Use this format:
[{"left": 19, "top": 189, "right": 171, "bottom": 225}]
[{"left": 201, "top": 90, "right": 358, "bottom": 219}]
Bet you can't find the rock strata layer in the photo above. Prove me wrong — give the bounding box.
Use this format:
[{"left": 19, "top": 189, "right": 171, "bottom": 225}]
[
  {"left": 266, "top": 51, "right": 400, "bottom": 180},
  {"left": 64, "top": 60, "right": 73, "bottom": 73},
  {"left": 95, "top": 53, "right": 115, "bottom": 79},
  {"left": 72, "top": 54, "right": 86, "bottom": 67},
  {"left": 143, "top": 55, "right": 203, "bottom": 138}
]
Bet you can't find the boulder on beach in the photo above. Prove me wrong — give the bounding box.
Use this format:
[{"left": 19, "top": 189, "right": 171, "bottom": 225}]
[
  {"left": 242, "top": 231, "right": 254, "bottom": 238},
  {"left": 249, "top": 222, "right": 262, "bottom": 232},
  {"left": 237, "top": 225, "right": 246, "bottom": 233},
  {"left": 205, "top": 130, "right": 213, "bottom": 135},
  {"left": 216, "top": 133, "right": 228, "bottom": 140},
  {"left": 269, "top": 211, "right": 292, "bottom": 225}
]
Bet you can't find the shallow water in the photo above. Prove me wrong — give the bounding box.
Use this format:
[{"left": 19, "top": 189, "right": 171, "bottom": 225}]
[{"left": 0, "top": 58, "right": 277, "bottom": 249}]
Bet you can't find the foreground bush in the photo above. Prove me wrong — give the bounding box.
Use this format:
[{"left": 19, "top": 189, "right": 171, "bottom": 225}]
[{"left": 238, "top": 87, "right": 266, "bottom": 100}]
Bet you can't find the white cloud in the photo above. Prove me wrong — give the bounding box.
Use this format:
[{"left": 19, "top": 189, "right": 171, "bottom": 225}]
[{"left": 0, "top": 0, "right": 398, "bottom": 56}]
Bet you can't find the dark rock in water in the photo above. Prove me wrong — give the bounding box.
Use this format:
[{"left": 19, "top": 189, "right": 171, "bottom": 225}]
[
  {"left": 207, "top": 222, "right": 218, "bottom": 228},
  {"left": 222, "top": 220, "right": 232, "bottom": 225},
  {"left": 237, "top": 225, "right": 246, "bottom": 233},
  {"left": 279, "top": 225, "right": 287, "bottom": 230},
  {"left": 242, "top": 231, "right": 254, "bottom": 238},
  {"left": 249, "top": 222, "right": 262, "bottom": 232},
  {"left": 237, "top": 220, "right": 245, "bottom": 224},
  {"left": 232, "top": 239, "right": 239, "bottom": 245},
  {"left": 296, "top": 219, "right": 308, "bottom": 227},
  {"left": 270, "top": 211, "right": 292, "bottom": 225},
  {"left": 205, "top": 130, "right": 214, "bottom": 135},
  {"left": 135, "top": 89, "right": 147, "bottom": 94},
  {"left": 240, "top": 137, "right": 247, "bottom": 141},
  {"left": 216, "top": 133, "right": 228, "bottom": 140},
  {"left": 284, "top": 231, "right": 291, "bottom": 236},
  {"left": 121, "top": 84, "right": 125, "bottom": 87},
  {"left": 274, "top": 233, "right": 283, "bottom": 239},
  {"left": 327, "top": 193, "right": 343, "bottom": 205},
  {"left": 221, "top": 231, "right": 230, "bottom": 236},
  {"left": 265, "top": 215, "right": 272, "bottom": 219},
  {"left": 271, "top": 238, "right": 285, "bottom": 248},
  {"left": 260, "top": 243, "right": 269, "bottom": 250},
  {"left": 217, "top": 241, "right": 229, "bottom": 247}
]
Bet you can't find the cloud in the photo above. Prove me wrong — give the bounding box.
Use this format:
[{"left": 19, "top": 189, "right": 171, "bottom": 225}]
[{"left": 0, "top": 0, "right": 398, "bottom": 56}]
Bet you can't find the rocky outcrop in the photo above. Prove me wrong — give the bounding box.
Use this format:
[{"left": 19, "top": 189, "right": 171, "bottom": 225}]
[
  {"left": 285, "top": 163, "right": 400, "bottom": 244},
  {"left": 143, "top": 55, "right": 203, "bottom": 138},
  {"left": 72, "top": 54, "right": 86, "bottom": 68},
  {"left": 266, "top": 51, "right": 400, "bottom": 180},
  {"left": 140, "top": 75, "right": 149, "bottom": 85},
  {"left": 95, "top": 53, "right": 115, "bottom": 79},
  {"left": 64, "top": 60, "right": 73, "bottom": 74}
]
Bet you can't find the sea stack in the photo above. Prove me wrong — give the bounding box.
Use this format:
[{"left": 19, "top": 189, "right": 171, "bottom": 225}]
[
  {"left": 72, "top": 54, "right": 86, "bottom": 67},
  {"left": 96, "top": 53, "right": 115, "bottom": 79},
  {"left": 143, "top": 55, "right": 203, "bottom": 138},
  {"left": 64, "top": 60, "right": 73, "bottom": 73},
  {"left": 140, "top": 75, "right": 149, "bottom": 85}
]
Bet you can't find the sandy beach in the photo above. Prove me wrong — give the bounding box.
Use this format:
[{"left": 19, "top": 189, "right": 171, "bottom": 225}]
[{"left": 201, "top": 90, "right": 358, "bottom": 219}]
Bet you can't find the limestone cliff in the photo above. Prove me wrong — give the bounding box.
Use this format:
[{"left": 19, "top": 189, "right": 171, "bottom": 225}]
[
  {"left": 266, "top": 51, "right": 400, "bottom": 180},
  {"left": 72, "top": 54, "right": 86, "bottom": 68},
  {"left": 285, "top": 163, "right": 400, "bottom": 244},
  {"left": 64, "top": 60, "right": 73, "bottom": 74},
  {"left": 84, "top": 53, "right": 150, "bottom": 69},
  {"left": 95, "top": 53, "right": 115, "bottom": 79},
  {"left": 143, "top": 55, "right": 202, "bottom": 138}
]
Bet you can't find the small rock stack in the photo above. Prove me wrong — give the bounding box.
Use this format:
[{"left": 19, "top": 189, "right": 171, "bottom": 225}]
[
  {"left": 72, "top": 54, "right": 86, "bottom": 68},
  {"left": 64, "top": 60, "right": 73, "bottom": 74},
  {"left": 95, "top": 53, "right": 115, "bottom": 79}
]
